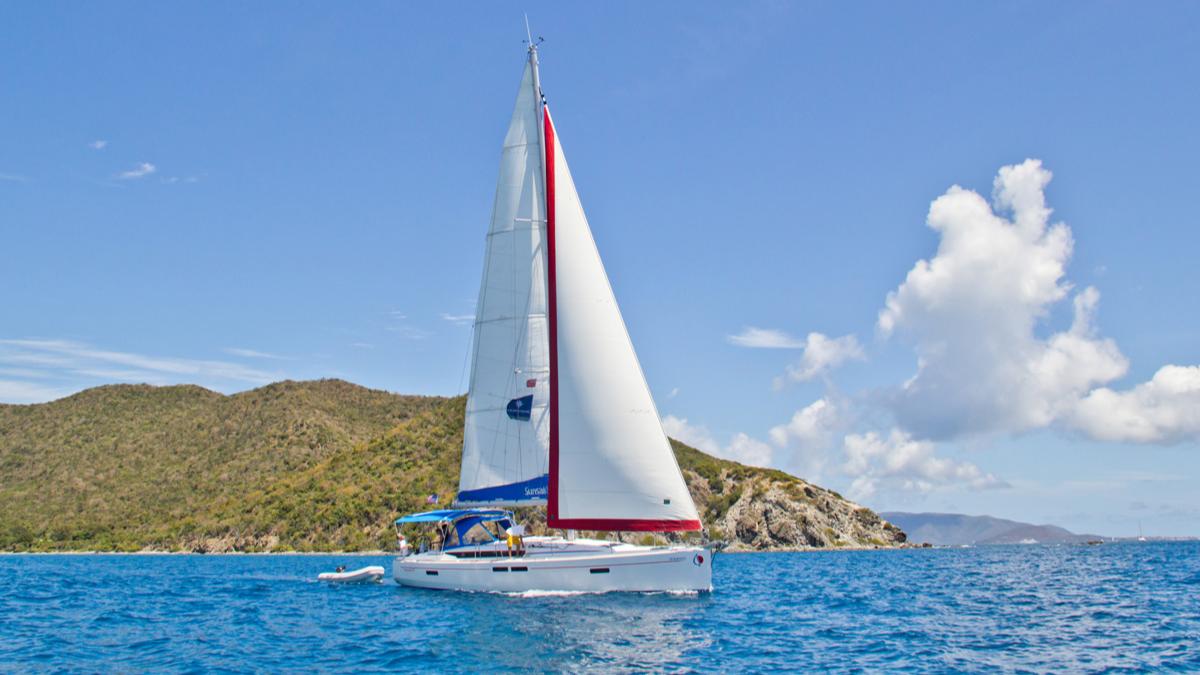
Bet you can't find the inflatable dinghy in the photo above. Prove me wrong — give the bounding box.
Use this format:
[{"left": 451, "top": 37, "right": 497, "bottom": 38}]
[{"left": 318, "top": 565, "right": 385, "bottom": 583}]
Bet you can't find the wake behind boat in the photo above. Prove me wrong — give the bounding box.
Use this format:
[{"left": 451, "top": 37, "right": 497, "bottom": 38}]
[{"left": 392, "top": 38, "right": 712, "bottom": 594}]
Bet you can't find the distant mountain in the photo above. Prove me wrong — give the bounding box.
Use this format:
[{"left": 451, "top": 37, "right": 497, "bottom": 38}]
[
  {"left": 880, "top": 512, "right": 1101, "bottom": 545},
  {"left": 0, "top": 379, "right": 906, "bottom": 552}
]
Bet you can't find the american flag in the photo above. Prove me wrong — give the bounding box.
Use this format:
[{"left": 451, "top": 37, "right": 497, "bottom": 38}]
[{"left": 425, "top": 493, "right": 439, "bottom": 504}]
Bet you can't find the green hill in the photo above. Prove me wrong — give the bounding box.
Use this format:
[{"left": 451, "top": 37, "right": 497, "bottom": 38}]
[{"left": 0, "top": 380, "right": 905, "bottom": 552}]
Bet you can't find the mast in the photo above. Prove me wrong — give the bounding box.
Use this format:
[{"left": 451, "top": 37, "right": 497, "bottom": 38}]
[
  {"left": 528, "top": 35, "right": 545, "bottom": 210},
  {"left": 529, "top": 35, "right": 560, "bottom": 526}
]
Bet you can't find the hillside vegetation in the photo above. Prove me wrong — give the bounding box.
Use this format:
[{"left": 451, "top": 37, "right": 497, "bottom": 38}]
[{"left": 0, "top": 380, "right": 904, "bottom": 552}]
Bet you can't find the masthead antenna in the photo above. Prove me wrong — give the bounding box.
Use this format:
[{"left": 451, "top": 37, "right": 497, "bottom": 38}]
[{"left": 523, "top": 14, "right": 544, "bottom": 53}]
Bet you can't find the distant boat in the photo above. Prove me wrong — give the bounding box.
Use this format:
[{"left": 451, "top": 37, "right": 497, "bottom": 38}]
[
  {"left": 1018, "top": 538, "right": 1038, "bottom": 545},
  {"left": 391, "top": 36, "right": 710, "bottom": 594},
  {"left": 1138, "top": 521, "right": 1148, "bottom": 542}
]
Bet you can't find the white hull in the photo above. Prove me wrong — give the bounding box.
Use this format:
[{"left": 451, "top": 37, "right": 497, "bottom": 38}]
[{"left": 393, "top": 537, "right": 712, "bottom": 593}]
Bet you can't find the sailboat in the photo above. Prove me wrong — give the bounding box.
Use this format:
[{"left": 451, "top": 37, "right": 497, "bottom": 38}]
[{"left": 392, "top": 39, "right": 712, "bottom": 593}]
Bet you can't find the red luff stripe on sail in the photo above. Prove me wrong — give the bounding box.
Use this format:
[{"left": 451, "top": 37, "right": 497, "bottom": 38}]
[
  {"left": 551, "top": 518, "right": 704, "bottom": 533},
  {"left": 544, "top": 105, "right": 561, "bottom": 525}
]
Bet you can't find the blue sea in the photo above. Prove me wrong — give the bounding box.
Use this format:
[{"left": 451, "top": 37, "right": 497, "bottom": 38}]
[{"left": 2, "top": 543, "right": 1197, "bottom": 673}]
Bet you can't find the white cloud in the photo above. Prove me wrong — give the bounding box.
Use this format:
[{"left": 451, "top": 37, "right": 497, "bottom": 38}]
[
  {"left": 662, "top": 415, "right": 721, "bottom": 454},
  {"left": 767, "top": 397, "right": 843, "bottom": 479},
  {"left": 223, "top": 347, "right": 289, "bottom": 360},
  {"left": 842, "top": 429, "right": 1006, "bottom": 499},
  {"left": 877, "top": 159, "right": 1133, "bottom": 439},
  {"left": 0, "top": 339, "right": 281, "bottom": 403},
  {"left": 387, "top": 326, "right": 431, "bottom": 340},
  {"left": 0, "top": 173, "right": 27, "bottom": 182},
  {"left": 350, "top": 342, "right": 374, "bottom": 349},
  {"left": 88, "top": 140, "right": 108, "bottom": 150},
  {"left": 0, "top": 379, "right": 72, "bottom": 404},
  {"left": 1072, "top": 365, "right": 1200, "bottom": 443},
  {"left": 725, "top": 433, "right": 774, "bottom": 468},
  {"left": 668, "top": 387, "right": 680, "bottom": 399},
  {"left": 117, "top": 162, "right": 156, "bottom": 179},
  {"left": 781, "top": 332, "right": 865, "bottom": 383},
  {"left": 440, "top": 313, "right": 475, "bottom": 325},
  {"left": 727, "top": 327, "right": 805, "bottom": 349},
  {"left": 662, "top": 415, "right": 773, "bottom": 467}
]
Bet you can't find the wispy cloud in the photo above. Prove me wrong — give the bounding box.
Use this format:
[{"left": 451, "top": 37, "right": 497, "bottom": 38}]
[
  {"left": 222, "top": 347, "right": 290, "bottom": 360},
  {"left": 440, "top": 313, "right": 475, "bottom": 325},
  {"left": 350, "top": 342, "right": 375, "bottom": 349},
  {"left": 117, "top": 162, "right": 156, "bottom": 180},
  {"left": 88, "top": 140, "right": 108, "bottom": 150},
  {"left": 387, "top": 326, "right": 431, "bottom": 340},
  {"left": 727, "top": 327, "right": 805, "bottom": 349},
  {"left": 0, "top": 379, "right": 73, "bottom": 405},
  {"left": 0, "top": 173, "right": 28, "bottom": 182},
  {"left": 0, "top": 338, "right": 282, "bottom": 403},
  {"left": 161, "top": 175, "right": 201, "bottom": 185}
]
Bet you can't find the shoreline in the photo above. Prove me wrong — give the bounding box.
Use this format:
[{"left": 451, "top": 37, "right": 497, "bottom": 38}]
[{"left": 4, "top": 540, "right": 912, "bottom": 552}]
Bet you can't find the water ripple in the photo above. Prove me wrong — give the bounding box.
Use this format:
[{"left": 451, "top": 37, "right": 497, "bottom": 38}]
[{"left": 0, "top": 544, "right": 1198, "bottom": 672}]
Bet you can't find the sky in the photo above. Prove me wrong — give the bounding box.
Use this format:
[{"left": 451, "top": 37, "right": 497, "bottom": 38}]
[{"left": 3, "top": 2, "right": 1198, "bottom": 536}]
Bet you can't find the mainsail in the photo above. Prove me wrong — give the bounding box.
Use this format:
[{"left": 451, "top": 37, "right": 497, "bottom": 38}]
[
  {"left": 458, "top": 45, "right": 701, "bottom": 532},
  {"left": 456, "top": 59, "right": 550, "bottom": 506}
]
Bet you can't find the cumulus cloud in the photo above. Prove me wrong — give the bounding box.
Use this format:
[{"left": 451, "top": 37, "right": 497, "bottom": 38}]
[
  {"left": 767, "top": 397, "right": 843, "bottom": 479},
  {"left": 662, "top": 415, "right": 773, "bottom": 467},
  {"left": 781, "top": 333, "right": 864, "bottom": 383},
  {"left": 727, "top": 327, "right": 806, "bottom": 349},
  {"left": 877, "top": 159, "right": 1133, "bottom": 439},
  {"left": 842, "top": 429, "right": 1006, "bottom": 499},
  {"left": 730, "top": 329, "right": 864, "bottom": 384},
  {"left": 1072, "top": 365, "right": 1200, "bottom": 443}
]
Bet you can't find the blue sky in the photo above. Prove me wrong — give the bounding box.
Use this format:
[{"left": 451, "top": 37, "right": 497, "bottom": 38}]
[{"left": 3, "top": 3, "right": 1198, "bottom": 536}]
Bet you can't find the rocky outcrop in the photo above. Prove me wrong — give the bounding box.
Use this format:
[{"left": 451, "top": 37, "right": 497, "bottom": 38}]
[{"left": 708, "top": 475, "right": 905, "bottom": 550}]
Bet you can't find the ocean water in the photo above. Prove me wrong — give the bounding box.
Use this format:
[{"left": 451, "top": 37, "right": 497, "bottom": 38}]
[{"left": 1, "top": 543, "right": 1197, "bottom": 673}]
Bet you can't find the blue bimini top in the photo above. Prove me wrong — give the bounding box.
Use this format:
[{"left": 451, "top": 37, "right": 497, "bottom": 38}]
[
  {"left": 395, "top": 509, "right": 514, "bottom": 548},
  {"left": 394, "top": 509, "right": 510, "bottom": 524}
]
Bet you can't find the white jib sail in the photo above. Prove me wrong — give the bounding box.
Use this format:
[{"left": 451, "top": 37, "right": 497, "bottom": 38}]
[
  {"left": 547, "top": 109, "right": 702, "bottom": 530},
  {"left": 457, "top": 60, "right": 550, "bottom": 506}
]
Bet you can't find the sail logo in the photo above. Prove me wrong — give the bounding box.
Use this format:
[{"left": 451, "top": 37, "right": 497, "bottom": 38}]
[
  {"left": 506, "top": 395, "right": 534, "bottom": 421},
  {"left": 524, "top": 485, "right": 548, "bottom": 497}
]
